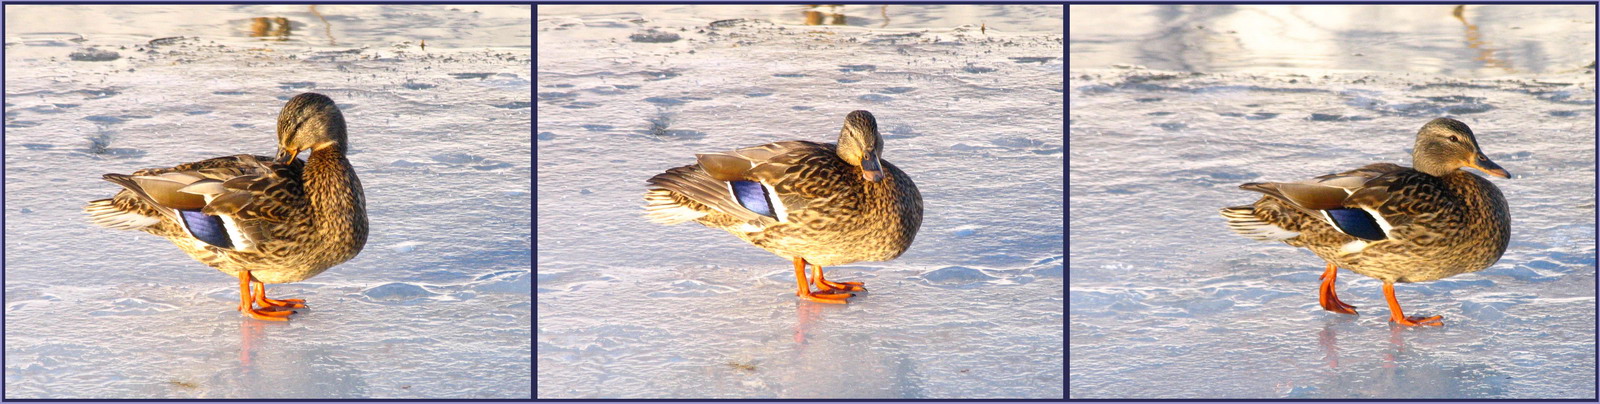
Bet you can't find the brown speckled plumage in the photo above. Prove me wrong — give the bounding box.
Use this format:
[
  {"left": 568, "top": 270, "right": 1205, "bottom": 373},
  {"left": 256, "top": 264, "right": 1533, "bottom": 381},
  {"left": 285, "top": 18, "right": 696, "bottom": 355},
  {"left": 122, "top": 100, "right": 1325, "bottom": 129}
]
[
  {"left": 644, "top": 111, "right": 922, "bottom": 303},
  {"left": 84, "top": 93, "right": 366, "bottom": 319},
  {"left": 1220, "top": 118, "right": 1510, "bottom": 326}
]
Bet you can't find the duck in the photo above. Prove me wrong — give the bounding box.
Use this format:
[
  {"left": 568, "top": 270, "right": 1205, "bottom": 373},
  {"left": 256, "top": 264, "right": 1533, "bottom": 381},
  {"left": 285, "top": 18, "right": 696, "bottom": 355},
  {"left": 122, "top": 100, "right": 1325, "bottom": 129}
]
[
  {"left": 1220, "top": 118, "right": 1510, "bottom": 326},
  {"left": 644, "top": 110, "right": 923, "bottom": 304},
  {"left": 84, "top": 93, "right": 368, "bottom": 321}
]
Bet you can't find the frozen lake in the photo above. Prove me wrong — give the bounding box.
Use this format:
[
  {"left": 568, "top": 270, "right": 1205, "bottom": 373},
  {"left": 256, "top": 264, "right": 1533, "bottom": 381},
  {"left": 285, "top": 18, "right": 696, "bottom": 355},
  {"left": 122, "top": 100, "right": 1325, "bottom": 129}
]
[
  {"left": 537, "top": 5, "right": 1064, "bottom": 399},
  {"left": 4, "top": 5, "right": 531, "bottom": 399},
  {"left": 1070, "top": 5, "right": 1596, "bottom": 399}
]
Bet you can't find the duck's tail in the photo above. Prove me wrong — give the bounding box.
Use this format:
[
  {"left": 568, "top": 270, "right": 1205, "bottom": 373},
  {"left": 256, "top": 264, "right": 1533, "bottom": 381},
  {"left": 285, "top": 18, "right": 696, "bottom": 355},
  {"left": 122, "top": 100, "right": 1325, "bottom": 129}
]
[{"left": 1219, "top": 205, "right": 1299, "bottom": 241}]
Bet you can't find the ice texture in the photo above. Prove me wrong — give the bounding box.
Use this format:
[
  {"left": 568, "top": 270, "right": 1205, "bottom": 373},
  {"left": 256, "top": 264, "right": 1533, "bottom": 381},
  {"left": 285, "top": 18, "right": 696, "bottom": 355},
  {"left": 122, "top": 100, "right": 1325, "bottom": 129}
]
[
  {"left": 4, "top": 5, "right": 532, "bottom": 399},
  {"left": 537, "top": 5, "right": 1064, "bottom": 399}
]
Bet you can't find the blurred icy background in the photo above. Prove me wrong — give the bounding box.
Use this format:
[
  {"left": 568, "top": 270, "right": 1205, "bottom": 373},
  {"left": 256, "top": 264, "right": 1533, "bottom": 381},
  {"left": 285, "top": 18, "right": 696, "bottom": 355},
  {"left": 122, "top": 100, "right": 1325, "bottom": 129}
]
[
  {"left": 1070, "top": 5, "right": 1595, "bottom": 399},
  {"left": 537, "top": 5, "right": 1063, "bottom": 399},
  {"left": 4, "top": 5, "right": 531, "bottom": 399}
]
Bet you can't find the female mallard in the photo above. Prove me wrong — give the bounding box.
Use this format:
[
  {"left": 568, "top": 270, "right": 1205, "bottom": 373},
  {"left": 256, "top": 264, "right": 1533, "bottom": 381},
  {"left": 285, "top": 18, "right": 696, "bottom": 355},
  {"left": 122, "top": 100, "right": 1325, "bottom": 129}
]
[
  {"left": 644, "top": 110, "right": 923, "bottom": 304},
  {"left": 84, "top": 93, "right": 367, "bottom": 321},
  {"left": 1221, "top": 118, "right": 1510, "bottom": 326}
]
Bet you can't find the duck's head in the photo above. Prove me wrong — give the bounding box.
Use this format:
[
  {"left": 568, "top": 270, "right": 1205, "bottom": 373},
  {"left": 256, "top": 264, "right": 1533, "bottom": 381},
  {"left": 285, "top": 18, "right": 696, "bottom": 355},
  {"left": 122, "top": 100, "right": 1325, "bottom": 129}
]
[
  {"left": 834, "top": 110, "right": 886, "bottom": 182},
  {"left": 275, "top": 93, "right": 349, "bottom": 164},
  {"left": 1412, "top": 118, "right": 1509, "bottom": 179}
]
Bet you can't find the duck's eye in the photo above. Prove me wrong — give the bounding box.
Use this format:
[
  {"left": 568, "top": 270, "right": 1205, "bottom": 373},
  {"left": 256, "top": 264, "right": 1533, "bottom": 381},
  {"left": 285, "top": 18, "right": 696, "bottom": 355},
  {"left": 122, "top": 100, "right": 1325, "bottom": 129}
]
[{"left": 1447, "top": 135, "right": 1461, "bottom": 143}]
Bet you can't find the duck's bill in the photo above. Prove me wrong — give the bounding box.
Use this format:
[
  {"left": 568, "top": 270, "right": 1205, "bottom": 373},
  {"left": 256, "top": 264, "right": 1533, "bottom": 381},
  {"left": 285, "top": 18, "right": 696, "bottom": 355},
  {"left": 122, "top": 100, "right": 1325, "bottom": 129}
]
[
  {"left": 1471, "top": 154, "right": 1510, "bottom": 178},
  {"left": 277, "top": 148, "right": 300, "bottom": 165},
  {"left": 860, "top": 155, "right": 885, "bottom": 182}
]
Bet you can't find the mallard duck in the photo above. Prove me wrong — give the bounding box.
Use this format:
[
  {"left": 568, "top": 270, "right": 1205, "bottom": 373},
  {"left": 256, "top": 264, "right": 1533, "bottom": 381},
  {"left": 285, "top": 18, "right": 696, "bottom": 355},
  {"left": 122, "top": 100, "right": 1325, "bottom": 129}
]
[
  {"left": 84, "top": 93, "right": 367, "bottom": 321},
  {"left": 644, "top": 110, "right": 923, "bottom": 304},
  {"left": 1220, "top": 118, "right": 1510, "bottom": 326}
]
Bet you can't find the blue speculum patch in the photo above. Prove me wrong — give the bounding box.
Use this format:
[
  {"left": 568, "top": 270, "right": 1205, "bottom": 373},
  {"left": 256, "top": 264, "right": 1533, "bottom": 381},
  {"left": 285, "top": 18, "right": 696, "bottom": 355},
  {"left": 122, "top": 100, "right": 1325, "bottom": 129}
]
[
  {"left": 179, "top": 209, "right": 233, "bottom": 249},
  {"left": 729, "top": 180, "right": 776, "bottom": 218},
  {"left": 1325, "top": 208, "right": 1386, "bottom": 241}
]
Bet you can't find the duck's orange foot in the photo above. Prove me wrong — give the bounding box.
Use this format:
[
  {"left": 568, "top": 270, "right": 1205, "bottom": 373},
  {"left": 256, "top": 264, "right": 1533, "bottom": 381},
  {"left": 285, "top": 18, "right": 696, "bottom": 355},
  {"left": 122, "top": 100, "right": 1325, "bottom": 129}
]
[
  {"left": 1391, "top": 315, "right": 1443, "bottom": 327},
  {"left": 798, "top": 292, "right": 853, "bottom": 304},
  {"left": 1382, "top": 281, "right": 1442, "bottom": 327},
  {"left": 256, "top": 296, "right": 307, "bottom": 310},
  {"left": 250, "top": 282, "right": 307, "bottom": 309},
  {"left": 243, "top": 308, "right": 295, "bottom": 321},
  {"left": 1318, "top": 263, "right": 1358, "bottom": 315},
  {"left": 818, "top": 279, "right": 866, "bottom": 293}
]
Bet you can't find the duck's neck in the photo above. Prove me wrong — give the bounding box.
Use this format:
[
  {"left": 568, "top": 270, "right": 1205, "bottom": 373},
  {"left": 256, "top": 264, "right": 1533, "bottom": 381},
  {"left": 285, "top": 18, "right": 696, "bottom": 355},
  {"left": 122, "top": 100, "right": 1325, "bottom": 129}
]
[{"left": 304, "top": 145, "right": 368, "bottom": 254}]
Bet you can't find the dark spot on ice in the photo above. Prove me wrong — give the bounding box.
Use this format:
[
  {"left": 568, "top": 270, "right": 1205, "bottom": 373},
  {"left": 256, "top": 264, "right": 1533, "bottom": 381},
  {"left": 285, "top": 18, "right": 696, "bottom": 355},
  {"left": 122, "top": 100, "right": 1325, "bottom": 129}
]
[
  {"left": 1147, "top": 111, "right": 1174, "bottom": 116},
  {"left": 278, "top": 81, "right": 316, "bottom": 89},
  {"left": 877, "top": 87, "right": 915, "bottom": 94},
  {"left": 746, "top": 92, "right": 772, "bottom": 97},
  {"left": 83, "top": 115, "right": 126, "bottom": 124},
  {"left": 1009, "top": 56, "right": 1057, "bottom": 64},
  {"left": 1249, "top": 112, "right": 1278, "bottom": 120},
  {"left": 186, "top": 110, "right": 211, "bottom": 115},
  {"left": 563, "top": 102, "right": 598, "bottom": 109},
  {"left": 644, "top": 97, "right": 687, "bottom": 106},
  {"left": 614, "top": 84, "right": 640, "bottom": 90},
  {"left": 449, "top": 73, "right": 493, "bottom": 80},
  {"left": 6, "top": 121, "right": 40, "bottom": 128},
  {"left": 962, "top": 64, "right": 997, "bottom": 74},
  {"left": 920, "top": 266, "right": 998, "bottom": 288},
  {"left": 493, "top": 101, "right": 531, "bottom": 109},
  {"left": 836, "top": 78, "right": 860, "bottom": 84},
  {"left": 629, "top": 29, "right": 681, "bottom": 43},
  {"left": 538, "top": 92, "right": 577, "bottom": 101},
  {"left": 838, "top": 64, "right": 876, "bottom": 73},
  {"left": 791, "top": 106, "right": 815, "bottom": 111},
  {"left": 69, "top": 47, "right": 120, "bottom": 62},
  {"left": 858, "top": 94, "right": 893, "bottom": 103},
  {"left": 403, "top": 82, "right": 437, "bottom": 90},
  {"left": 148, "top": 36, "right": 185, "bottom": 46},
  {"left": 360, "top": 282, "right": 439, "bottom": 302},
  {"left": 1446, "top": 104, "right": 1494, "bottom": 114},
  {"left": 1548, "top": 110, "right": 1583, "bottom": 117},
  {"left": 643, "top": 70, "right": 679, "bottom": 81},
  {"left": 538, "top": 131, "right": 556, "bottom": 140},
  {"left": 20, "top": 143, "right": 52, "bottom": 150},
  {"left": 581, "top": 124, "right": 612, "bottom": 132},
  {"left": 1153, "top": 122, "right": 1186, "bottom": 131},
  {"left": 231, "top": 123, "right": 252, "bottom": 129},
  {"left": 1425, "top": 95, "right": 1486, "bottom": 103},
  {"left": 1135, "top": 97, "right": 1163, "bottom": 103},
  {"left": 1308, "top": 113, "right": 1370, "bottom": 122},
  {"left": 212, "top": 91, "right": 247, "bottom": 95}
]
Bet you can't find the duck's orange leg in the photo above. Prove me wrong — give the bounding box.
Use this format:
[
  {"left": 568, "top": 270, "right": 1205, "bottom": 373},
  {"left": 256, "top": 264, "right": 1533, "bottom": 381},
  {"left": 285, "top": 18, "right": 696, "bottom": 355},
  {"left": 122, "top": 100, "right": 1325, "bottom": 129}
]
[
  {"left": 251, "top": 281, "right": 307, "bottom": 310},
  {"left": 236, "top": 271, "right": 293, "bottom": 321},
  {"left": 811, "top": 263, "right": 866, "bottom": 292},
  {"left": 1318, "top": 263, "right": 1358, "bottom": 315},
  {"left": 1383, "top": 281, "right": 1442, "bottom": 326},
  {"left": 794, "top": 258, "right": 852, "bottom": 304}
]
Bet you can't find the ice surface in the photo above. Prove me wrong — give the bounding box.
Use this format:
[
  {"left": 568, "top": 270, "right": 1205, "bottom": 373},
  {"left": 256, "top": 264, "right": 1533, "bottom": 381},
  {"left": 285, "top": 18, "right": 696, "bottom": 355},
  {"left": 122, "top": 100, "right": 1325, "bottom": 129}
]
[
  {"left": 4, "top": 5, "right": 531, "bottom": 399},
  {"left": 536, "top": 5, "right": 1064, "bottom": 399},
  {"left": 1069, "top": 68, "right": 1596, "bottom": 398}
]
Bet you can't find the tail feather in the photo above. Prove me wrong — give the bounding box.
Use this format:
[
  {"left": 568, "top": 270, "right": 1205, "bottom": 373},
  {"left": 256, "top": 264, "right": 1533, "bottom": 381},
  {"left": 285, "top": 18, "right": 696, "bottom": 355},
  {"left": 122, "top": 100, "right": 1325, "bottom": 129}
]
[
  {"left": 1220, "top": 205, "right": 1299, "bottom": 241},
  {"left": 84, "top": 198, "right": 161, "bottom": 230}
]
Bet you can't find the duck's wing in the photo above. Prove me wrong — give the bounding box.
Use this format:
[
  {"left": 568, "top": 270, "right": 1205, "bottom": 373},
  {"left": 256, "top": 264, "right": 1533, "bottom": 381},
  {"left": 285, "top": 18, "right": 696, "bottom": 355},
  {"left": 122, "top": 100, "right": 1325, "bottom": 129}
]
[
  {"left": 645, "top": 141, "right": 829, "bottom": 226},
  {"left": 86, "top": 154, "right": 304, "bottom": 251},
  {"left": 1233, "top": 163, "right": 1424, "bottom": 241}
]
